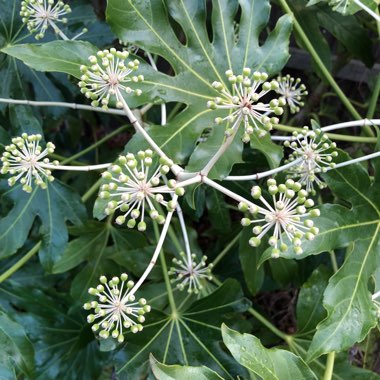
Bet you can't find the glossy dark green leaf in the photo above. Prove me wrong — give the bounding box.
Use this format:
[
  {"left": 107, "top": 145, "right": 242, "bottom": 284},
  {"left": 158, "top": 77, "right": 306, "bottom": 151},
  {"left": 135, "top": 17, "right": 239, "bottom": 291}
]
[
  {"left": 3, "top": 41, "right": 98, "bottom": 78},
  {"left": 150, "top": 354, "right": 225, "bottom": 380},
  {"left": 296, "top": 266, "right": 330, "bottom": 335},
  {"left": 257, "top": 147, "right": 380, "bottom": 360},
  {"left": 105, "top": 0, "right": 292, "bottom": 178},
  {"left": 0, "top": 311, "right": 35, "bottom": 379},
  {"left": 114, "top": 279, "right": 251, "bottom": 379},
  {"left": 222, "top": 324, "right": 317, "bottom": 380},
  {"left": 239, "top": 228, "right": 264, "bottom": 296},
  {"left": 0, "top": 180, "right": 87, "bottom": 271},
  {"left": 0, "top": 283, "right": 109, "bottom": 379}
]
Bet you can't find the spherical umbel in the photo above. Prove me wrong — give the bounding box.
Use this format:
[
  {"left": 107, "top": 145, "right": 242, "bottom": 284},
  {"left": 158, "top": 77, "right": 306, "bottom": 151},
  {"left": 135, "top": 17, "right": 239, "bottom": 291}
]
[
  {"left": 98, "top": 150, "right": 184, "bottom": 230},
  {"left": 168, "top": 252, "right": 213, "bottom": 294},
  {"left": 84, "top": 273, "right": 151, "bottom": 343},
  {"left": 20, "top": 0, "right": 71, "bottom": 40},
  {"left": 78, "top": 49, "right": 143, "bottom": 110},
  {"left": 207, "top": 68, "right": 285, "bottom": 142},
  {"left": 239, "top": 178, "right": 320, "bottom": 258},
  {"left": 0, "top": 133, "right": 58, "bottom": 193},
  {"left": 275, "top": 75, "right": 308, "bottom": 114},
  {"left": 284, "top": 127, "right": 338, "bottom": 194}
]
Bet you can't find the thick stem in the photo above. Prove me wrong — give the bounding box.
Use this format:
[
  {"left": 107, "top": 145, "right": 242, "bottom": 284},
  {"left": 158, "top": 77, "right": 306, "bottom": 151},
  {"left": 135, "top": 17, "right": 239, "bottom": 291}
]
[
  {"left": 323, "top": 352, "right": 336, "bottom": 380},
  {"left": 129, "top": 195, "right": 178, "bottom": 296},
  {"left": 0, "top": 241, "right": 41, "bottom": 283},
  {"left": 277, "top": 0, "right": 367, "bottom": 130}
]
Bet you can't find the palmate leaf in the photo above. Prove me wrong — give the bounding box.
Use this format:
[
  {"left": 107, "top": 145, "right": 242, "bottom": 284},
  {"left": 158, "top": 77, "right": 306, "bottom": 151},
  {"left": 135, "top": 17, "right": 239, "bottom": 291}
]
[
  {"left": 51, "top": 221, "right": 158, "bottom": 303},
  {"left": 3, "top": 0, "right": 291, "bottom": 178},
  {"left": 0, "top": 180, "right": 87, "bottom": 271},
  {"left": 259, "top": 148, "right": 380, "bottom": 360},
  {"left": 106, "top": 0, "right": 291, "bottom": 178},
  {"left": 114, "top": 279, "right": 251, "bottom": 379},
  {"left": 0, "top": 281, "right": 109, "bottom": 379}
]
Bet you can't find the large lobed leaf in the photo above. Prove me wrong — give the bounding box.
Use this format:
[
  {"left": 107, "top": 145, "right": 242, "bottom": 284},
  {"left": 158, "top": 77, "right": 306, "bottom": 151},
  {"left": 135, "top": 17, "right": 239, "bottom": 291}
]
[
  {"left": 114, "top": 279, "right": 251, "bottom": 379},
  {"left": 3, "top": 0, "right": 291, "bottom": 178},
  {"left": 0, "top": 180, "right": 87, "bottom": 271}
]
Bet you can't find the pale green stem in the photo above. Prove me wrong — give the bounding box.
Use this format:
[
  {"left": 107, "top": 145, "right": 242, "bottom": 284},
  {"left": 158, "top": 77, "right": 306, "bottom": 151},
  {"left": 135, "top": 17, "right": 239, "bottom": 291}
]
[
  {"left": 248, "top": 307, "right": 289, "bottom": 341},
  {"left": 323, "top": 352, "right": 336, "bottom": 380},
  {"left": 330, "top": 251, "right": 339, "bottom": 273},
  {"left": 367, "top": 76, "right": 380, "bottom": 120},
  {"left": 0, "top": 241, "right": 41, "bottom": 283},
  {"left": 274, "top": 124, "right": 377, "bottom": 143},
  {"left": 212, "top": 232, "right": 242, "bottom": 267},
  {"left": 81, "top": 177, "right": 102, "bottom": 203},
  {"left": 61, "top": 124, "right": 129, "bottom": 165}
]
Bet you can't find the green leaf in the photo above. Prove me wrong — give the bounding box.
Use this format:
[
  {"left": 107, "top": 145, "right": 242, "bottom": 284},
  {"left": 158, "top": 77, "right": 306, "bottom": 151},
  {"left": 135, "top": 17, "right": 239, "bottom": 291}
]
[
  {"left": 104, "top": 0, "right": 291, "bottom": 178},
  {"left": 60, "top": 223, "right": 156, "bottom": 302},
  {"left": 221, "top": 324, "right": 317, "bottom": 380},
  {"left": 257, "top": 147, "right": 380, "bottom": 360},
  {"left": 250, "top": 132, "right": 283, "bottom": 169},
  {"left": 150, "top": 354, "right": 225, "bottom": 380},
  {"left": 296, "top": 266, "right": 330, "bottom": 335},
  {"left": 0, "top": 283, "right": 109, "bottom": 379},
  {"left": 205, "top": 188, "right": 232, "bottom": 232},
  {"left": 0, "top": 311, "right": 35, "bottom": 379},
  {"left": 307, "top": 238, "right": 379, "bottom": 361},
  {"left": 114, "top": 279, "right": 251, "bottom": 379},
  {"left": 239, "top": 228, "right": 264, "bottom": 296},
  {"left": 0, "top": 180, "right": 87, "bottom": 271},
  {"left": 2, "top": 41, "right": 98, "bottom": 78}
]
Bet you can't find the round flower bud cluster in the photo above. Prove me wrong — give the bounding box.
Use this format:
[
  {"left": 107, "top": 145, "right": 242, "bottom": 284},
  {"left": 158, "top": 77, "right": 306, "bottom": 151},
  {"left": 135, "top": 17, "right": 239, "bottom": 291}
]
[
  {"left": 276, "top": 75, "right": 308, "bottom": 114},
  {"left": 84, "top": 274, "right": 151, "bottom": 343},
  {"left": 239, "top": 179, "right": 320, "bottom": 258},
  {"left": 1, "top": 134, "right": 58, "bottom": 193},
  {"left": 207, "top": 68, "right": 285, "bottom": 142},
  {"left": 284, "top": 127, "right": 338, "bottom": 194},
  {"left": 98, "top": 150, "right": 184, "bottom": 231},
  {"left": 78, "top": 49, "right": 143, "bottom": 110},
  {"left": 168, "top": 252, "right": 213, "bottom": 294},
  {"left": 20, "top": 0, "right": 71, "bottom": 40}
]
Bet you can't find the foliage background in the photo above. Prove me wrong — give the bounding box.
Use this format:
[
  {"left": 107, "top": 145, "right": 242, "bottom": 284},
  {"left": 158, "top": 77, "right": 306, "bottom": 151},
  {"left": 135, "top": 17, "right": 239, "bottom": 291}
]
[{"left": 0, "top": 0, "right": 379, "bottom": 379}]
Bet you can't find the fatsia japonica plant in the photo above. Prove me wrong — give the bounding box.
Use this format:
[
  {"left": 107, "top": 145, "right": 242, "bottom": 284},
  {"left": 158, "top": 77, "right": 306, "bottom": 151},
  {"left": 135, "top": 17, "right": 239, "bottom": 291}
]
[{"left": 0, "top": 0, "right": 379, "bottom": 378}]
